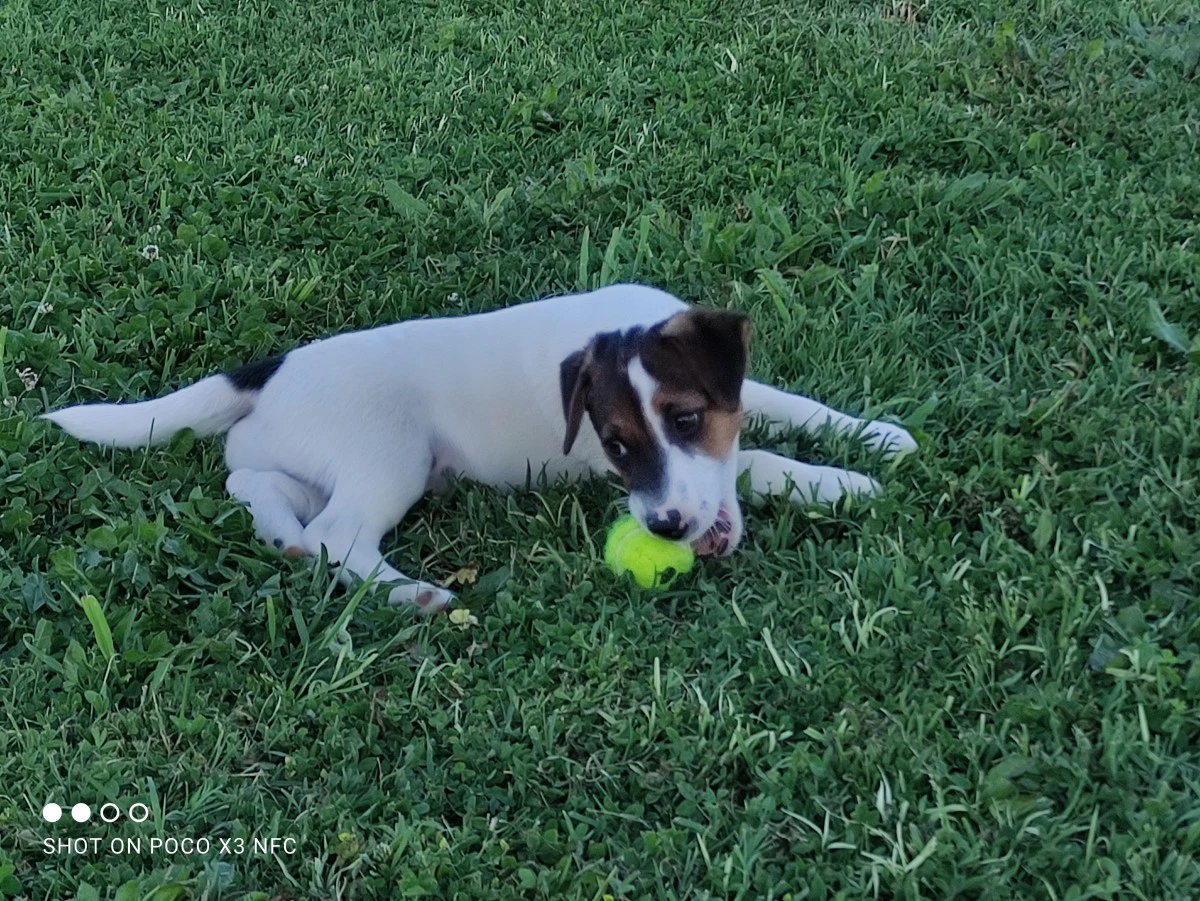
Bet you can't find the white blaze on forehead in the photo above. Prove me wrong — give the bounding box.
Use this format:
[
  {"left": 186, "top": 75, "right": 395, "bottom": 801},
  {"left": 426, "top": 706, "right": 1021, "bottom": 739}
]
[
  {"left": 627, "top": 357, "right": 735, "bottom": 541},
  {"left": 626, "top": 358, "right": 667, "bottom": 443}
]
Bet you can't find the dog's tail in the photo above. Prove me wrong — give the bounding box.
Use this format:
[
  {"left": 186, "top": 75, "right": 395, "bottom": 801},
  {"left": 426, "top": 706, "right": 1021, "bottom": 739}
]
[{"left": 42, "top": 374, "right": 258, "bottom": 449}]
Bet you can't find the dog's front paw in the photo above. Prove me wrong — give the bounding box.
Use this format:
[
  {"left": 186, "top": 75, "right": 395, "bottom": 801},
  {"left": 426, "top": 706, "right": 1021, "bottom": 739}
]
[
  {"left": 389, "top": 582, "right": 455, "bottom": 615},
  {"left": 863, "top": 421, "right": 918, "bottom": 459},
  {"left": 843, "top": 471, "right": 884, "bottom": 498}
]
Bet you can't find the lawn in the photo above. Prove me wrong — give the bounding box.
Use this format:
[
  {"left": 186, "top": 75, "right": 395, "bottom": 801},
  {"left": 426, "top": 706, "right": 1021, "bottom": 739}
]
[{"left": 2, "top": 0, "right": 1199, "bottom": 897}]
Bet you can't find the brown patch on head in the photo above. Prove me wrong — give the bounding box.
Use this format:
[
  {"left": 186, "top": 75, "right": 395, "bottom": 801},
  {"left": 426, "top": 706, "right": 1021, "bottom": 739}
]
[
  {"left": 649, "top": 308, "right": 751, "bottom": 410},
  {"left": 650, "top": 388, "right": 707, "bottom": 415},
  {"left": 600, "top": 404, "right": 652, "bottom": 451},
  {"left": 700, "top": 407, "right": 745, "bottom": 459},
  {"left": 641, "top": 307, "right": 752, "bottom": 460},
  {"left": 651, "top": 387, "right": 744, "bottom": 460}
]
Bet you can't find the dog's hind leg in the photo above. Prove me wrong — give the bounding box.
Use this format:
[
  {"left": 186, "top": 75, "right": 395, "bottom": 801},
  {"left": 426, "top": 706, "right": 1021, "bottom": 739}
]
[
  {"left": 226, "top": 469, "right": 326, "bottom": 554},
  {"left": 298, "top": 456, "right": 453, "bottom": 613}
]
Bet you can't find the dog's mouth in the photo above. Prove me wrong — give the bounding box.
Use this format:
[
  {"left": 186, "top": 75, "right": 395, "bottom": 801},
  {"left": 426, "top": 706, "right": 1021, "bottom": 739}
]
[{"left": 690, "top": 505, "right": 734, "bottom": 558}]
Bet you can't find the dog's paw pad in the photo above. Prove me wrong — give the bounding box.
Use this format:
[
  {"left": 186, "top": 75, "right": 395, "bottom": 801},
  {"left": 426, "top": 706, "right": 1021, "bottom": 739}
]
[
  {"left": 416, "top": 589, "right": 454, "bottom": 614},
  {"left": 388, "top": 583, "right": 454, "bottom": 613}
]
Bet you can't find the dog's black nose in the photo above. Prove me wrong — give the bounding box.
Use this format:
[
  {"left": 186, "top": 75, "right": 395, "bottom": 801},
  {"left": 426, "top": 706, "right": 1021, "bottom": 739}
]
[{"left": 645, "top": 510, "right": 688, "bottom": 541}]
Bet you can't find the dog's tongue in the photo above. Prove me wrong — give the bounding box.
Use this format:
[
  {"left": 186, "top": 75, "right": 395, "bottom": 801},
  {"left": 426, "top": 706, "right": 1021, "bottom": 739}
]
[{"left": 691, "top": 506, "right": 733, "bottom": 558}]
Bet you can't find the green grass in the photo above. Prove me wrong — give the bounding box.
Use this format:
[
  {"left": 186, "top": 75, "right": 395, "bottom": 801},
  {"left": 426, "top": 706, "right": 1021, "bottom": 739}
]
[{"left": 2, "top": 0, "right": 1199, "bottom": 896}]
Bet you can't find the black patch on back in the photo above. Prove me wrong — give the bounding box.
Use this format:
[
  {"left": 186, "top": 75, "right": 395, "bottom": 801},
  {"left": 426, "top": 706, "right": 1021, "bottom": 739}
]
[{"left": 225, "top": 354, "right": 286, "bottom": 391}]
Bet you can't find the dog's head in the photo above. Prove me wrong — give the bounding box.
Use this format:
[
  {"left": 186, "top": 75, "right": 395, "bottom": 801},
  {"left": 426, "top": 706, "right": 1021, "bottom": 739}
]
[{"left": 560, "top": 308, "right": 750, "bottom": 555}]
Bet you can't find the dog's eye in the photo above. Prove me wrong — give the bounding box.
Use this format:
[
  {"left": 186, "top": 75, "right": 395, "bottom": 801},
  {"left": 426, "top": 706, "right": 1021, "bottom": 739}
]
[
  {"left": 671, "top": 411, "right": 702, "bottom": 439},
  {"left": 604, "top": 439, "right": 628, "bottom": 461}
]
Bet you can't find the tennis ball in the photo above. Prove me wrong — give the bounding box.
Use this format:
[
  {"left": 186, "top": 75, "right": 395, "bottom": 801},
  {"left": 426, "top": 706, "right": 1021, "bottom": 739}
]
[{"left": 604, "top": 514, "right": 695, "bottom": 589}]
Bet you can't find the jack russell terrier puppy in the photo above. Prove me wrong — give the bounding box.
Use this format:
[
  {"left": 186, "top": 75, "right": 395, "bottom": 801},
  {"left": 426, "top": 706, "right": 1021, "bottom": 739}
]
[{"left": 44, "top": 283, "right": 917, "bottom": 612}]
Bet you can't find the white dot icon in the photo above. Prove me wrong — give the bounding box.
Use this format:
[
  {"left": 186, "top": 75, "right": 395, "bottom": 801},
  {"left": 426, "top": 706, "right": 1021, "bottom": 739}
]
[
  {"left": 42, "top": 803, "right": 63, "bottom": 823},
  {"left": 71, "top": 803, "right": 92, "bottom": 823}
]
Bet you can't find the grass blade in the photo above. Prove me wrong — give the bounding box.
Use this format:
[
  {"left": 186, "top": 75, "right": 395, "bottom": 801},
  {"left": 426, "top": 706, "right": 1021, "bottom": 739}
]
[
  {"left": 79, "top": 594, "right": 115, "bottom": 663},
  {"left": 577, "top": 226, "right": 591, "bottom": 290},
  {"left": 383, "top": 180, "right": 430, "bottom": 220},
  {"left": 1147, "top": 299, "right": 1190, "bottom": 353}
]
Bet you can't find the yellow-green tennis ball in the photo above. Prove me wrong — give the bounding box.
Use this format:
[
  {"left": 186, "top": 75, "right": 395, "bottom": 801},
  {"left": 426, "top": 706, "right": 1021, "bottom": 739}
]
[{"left": 604, "top": 515, "right": 695, "bottom": 589}]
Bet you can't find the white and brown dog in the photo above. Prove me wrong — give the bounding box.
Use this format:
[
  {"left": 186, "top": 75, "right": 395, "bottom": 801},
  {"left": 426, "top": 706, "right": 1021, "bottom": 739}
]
[{"left": 44, "top": 284, "right": 916, "bottom": 611}]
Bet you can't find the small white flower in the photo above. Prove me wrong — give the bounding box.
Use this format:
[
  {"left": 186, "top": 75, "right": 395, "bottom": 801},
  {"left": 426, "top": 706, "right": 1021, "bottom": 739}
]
[
  {"left": 320, "top": 83, "right": 330, "bottom": 92},
  {"left": 148, "top": 224, "right": 162, "bottom": 236},
  {"left": 362, "top": 84, "right": 372, "bottom": 93},
  {"left": 293, "top": 154, "right": 309, "bottom": 168},
  {"left": 3, "top": 396, "right": 17, "bottom": 409},
  {"left": 141, "top": 244, "right": 160, "bottom": 261},
  {"left": 18, "top": 368, "right": 38, "bottom": 391},
  {"left": 447, "top": 292, "right": 462, "bottom": 305},
  {"left": 36, "top": 301, "right": 54, "bottom": 315}
]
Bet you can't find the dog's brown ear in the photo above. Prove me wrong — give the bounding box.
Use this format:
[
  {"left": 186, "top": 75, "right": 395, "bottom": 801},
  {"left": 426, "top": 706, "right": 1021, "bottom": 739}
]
[
  {"left": 649, "top": 308, "right": 752, "bottom": 410},
  {"left": 560, "top": 346, "right": 593, "bottom": 455}
]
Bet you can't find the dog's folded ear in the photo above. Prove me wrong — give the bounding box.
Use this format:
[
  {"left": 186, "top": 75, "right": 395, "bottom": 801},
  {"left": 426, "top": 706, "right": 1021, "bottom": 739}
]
[
  {"left": 560, "top": 346, "right": 592, "bottom": 455},
  {"left": 646, "top": 308, "right": 752, "bottom": 410}
]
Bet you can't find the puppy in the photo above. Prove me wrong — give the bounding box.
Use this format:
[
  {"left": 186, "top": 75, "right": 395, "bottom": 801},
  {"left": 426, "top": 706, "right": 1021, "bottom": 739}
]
[{"left": 44, "top": 284, "right": 917, "bottom": 611}]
